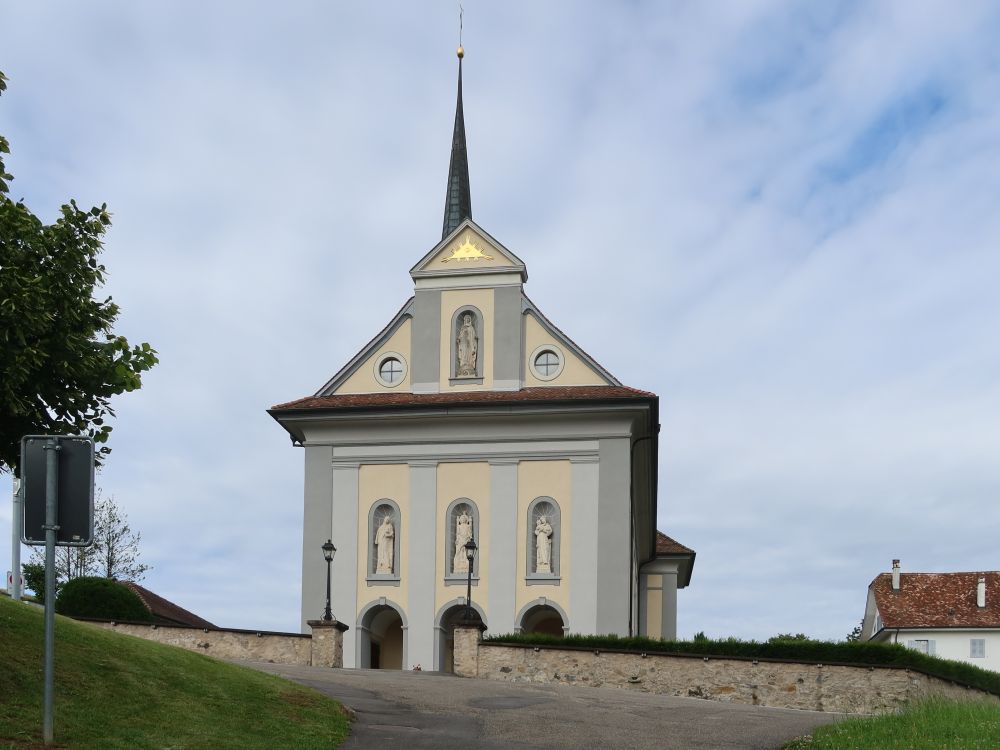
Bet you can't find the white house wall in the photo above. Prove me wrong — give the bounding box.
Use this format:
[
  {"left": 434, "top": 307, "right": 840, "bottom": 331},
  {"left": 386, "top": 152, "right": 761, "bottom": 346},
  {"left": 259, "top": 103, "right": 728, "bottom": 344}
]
[{"left": 877, "top": 629, "right": 1000, "bottom": 673}]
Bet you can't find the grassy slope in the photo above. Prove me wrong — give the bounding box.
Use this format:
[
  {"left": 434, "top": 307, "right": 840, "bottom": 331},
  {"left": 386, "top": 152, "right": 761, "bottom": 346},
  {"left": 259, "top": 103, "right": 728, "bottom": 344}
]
[
  {"left": 785, "top": 699, "right": 1000, "bottom": 749},
  {"left": 0, "top": 596, "right": 349, "bottom": 749}
]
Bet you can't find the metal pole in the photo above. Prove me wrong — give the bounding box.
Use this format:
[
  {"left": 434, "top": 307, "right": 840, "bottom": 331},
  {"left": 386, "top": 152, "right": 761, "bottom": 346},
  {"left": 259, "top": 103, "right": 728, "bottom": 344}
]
[
  {"left": 465, "top": 562, "right": 472, "bottom": 621},
  {"left": 323, "top": 557, "right": 333, "bottom": 621},
  {"left": 11, "top": 477, "right": 22, "bottom": 600},
  {"left": 43, "top": 439, "right": 60, "bottom": 747}
]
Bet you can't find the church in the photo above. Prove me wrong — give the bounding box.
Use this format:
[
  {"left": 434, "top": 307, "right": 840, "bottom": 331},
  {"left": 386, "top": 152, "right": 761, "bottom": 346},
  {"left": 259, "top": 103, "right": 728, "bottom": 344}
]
[{"left": 269, "top": 48, "right": 695, "bottom": 671}]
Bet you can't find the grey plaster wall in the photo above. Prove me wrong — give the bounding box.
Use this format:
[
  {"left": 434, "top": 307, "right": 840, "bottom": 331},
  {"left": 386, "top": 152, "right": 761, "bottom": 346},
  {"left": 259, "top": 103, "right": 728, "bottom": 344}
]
[
  {"left": 492, "top": 285, "right": 522, "bottom": 390},
  {"left": 411, "top": 289, "right": 441, "bottom": 393},
  {"left": 300, "top": 446, "right": 333, "bottom": 632},
  {"left": 331, "top": 463, "right": 360, "bottom": 667},
  {"left": 487, "top": 460, "right": 518, "bottom": 635},
  {"left": 596, "top": 437, "right": 631, "bottom": 634},
  {"left": 569, "top": 457, "right": 599, "bottom": 633},
  {"left": 407, "top": 462, "right": 438, "bottom": 668}
]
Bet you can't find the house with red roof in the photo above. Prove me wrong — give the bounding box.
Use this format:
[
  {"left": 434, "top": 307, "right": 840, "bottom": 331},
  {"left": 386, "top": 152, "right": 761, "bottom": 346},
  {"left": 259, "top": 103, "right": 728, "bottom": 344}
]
[
  {"left": 860, "top": 559, "right": 1000, "bottom": 672},
  {"left": 269, "top": 49, "right": 694, "bottom": 671}
]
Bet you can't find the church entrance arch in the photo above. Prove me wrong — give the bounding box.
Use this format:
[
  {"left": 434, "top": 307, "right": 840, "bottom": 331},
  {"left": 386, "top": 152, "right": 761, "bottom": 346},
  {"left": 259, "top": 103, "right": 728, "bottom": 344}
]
[
  {"left": 434, "top": 599, "right": 486, "bottom": 672},
  {"left": 357, "top": 600, "right": 408, "bottom": 670},
  {"left": 516, "top": 599, "right": 568, "bottom": 636}
]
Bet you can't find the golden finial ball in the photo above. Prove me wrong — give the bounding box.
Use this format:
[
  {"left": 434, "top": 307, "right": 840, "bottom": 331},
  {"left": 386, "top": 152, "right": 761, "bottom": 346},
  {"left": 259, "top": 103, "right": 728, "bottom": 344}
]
[{"left": 457, "top": 46, "right": 465, "bottom": 58}]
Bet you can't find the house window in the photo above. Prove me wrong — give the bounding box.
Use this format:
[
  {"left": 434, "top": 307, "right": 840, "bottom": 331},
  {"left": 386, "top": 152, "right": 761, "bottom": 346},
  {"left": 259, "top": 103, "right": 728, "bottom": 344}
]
[
  {"left": 906, "top": 639, "right": 935, "bottom": 655},
  {"left": 971, "top": 638, "right": 986, "bottom": 658},
  {"left": 367, "top": 500, "right": 400, "bottom": 581},
  {"left": 526, "top": 496, "right": 560, "bottom": 581},
  {"left": 445, "top": 498, "right": 479, "bottom": 581}
]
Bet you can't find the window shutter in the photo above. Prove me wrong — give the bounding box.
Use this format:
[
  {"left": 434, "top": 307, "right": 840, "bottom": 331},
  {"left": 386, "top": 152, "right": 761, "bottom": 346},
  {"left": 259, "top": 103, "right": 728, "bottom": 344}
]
[
  {"left": 906, "top": 640, "right": 916, "bottom": 649},
  {"left": 928, "top": 640, "right": 936, "bottom": 656}
]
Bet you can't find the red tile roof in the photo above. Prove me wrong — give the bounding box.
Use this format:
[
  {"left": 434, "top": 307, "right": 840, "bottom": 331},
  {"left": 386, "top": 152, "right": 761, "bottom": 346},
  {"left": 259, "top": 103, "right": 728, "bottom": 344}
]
[
  {"left": 271, "top": 385, "right": 656, "bottom": 412},
  {"left": 124, "top": 582, "right": 216, "bottom": 629},
  {"left": 656, "top": 531, "right": 695, "bottom": 556},
  {"left": 871, "top": 572, "right": 1000, "bottom": 629}
]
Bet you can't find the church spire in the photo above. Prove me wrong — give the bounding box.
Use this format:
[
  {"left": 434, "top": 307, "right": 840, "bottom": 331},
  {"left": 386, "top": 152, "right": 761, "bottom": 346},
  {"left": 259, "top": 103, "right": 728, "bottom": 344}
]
[{"left": 442, "top": 46, "right": 472, "bottom": 239}]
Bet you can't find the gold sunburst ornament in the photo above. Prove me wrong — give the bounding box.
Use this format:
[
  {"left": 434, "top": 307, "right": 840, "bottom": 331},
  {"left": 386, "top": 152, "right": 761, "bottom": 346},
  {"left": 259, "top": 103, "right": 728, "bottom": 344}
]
[{"left": 441, "top": 237, "right": 494, "bottom": 263}]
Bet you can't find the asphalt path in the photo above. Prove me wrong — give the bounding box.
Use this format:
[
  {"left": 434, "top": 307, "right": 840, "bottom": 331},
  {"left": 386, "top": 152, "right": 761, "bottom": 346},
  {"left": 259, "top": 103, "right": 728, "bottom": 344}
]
[{"left": 244, "top": 661, "right": 843, "bottom": 750}]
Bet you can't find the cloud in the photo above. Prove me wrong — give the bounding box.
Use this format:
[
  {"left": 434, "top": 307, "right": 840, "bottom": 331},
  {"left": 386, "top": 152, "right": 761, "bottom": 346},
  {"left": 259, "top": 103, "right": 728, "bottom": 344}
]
[{"left": 3, "top": 0, "right": 999, "bottom": 639}]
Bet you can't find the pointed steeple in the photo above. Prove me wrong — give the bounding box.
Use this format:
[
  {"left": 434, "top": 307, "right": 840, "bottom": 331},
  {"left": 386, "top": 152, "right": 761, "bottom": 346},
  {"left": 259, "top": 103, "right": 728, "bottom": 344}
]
[{"left": 442, "top": 47, "right": 472, "bottom": 239}]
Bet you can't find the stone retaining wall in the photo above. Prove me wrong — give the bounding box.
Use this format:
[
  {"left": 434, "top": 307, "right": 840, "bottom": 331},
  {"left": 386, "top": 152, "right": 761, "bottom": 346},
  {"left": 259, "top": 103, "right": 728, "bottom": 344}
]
[
  {"left": 468, "top": 642, "right": 1000, "bottom": 714},
  {"left": 79, "top": 618, "right": 347, "bottom": 668}
]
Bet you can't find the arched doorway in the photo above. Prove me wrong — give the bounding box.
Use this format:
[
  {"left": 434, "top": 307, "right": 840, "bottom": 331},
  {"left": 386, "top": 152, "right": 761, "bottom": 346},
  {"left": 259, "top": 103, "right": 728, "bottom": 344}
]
[
  {"left": 357, "top": 601, "right": 407, "bottom": 670},
  {"left": 517, "top": 601, "right": 567, "bottom": 636},
  {"left": 434, "top": 600, "right": 486, "bottom": 672}
]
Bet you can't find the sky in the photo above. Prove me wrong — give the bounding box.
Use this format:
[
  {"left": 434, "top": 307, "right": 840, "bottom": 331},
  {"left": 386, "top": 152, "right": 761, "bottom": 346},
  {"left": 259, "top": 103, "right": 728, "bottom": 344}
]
[{"left": 2, "top": 0, "right": 999, "bottom": 640}]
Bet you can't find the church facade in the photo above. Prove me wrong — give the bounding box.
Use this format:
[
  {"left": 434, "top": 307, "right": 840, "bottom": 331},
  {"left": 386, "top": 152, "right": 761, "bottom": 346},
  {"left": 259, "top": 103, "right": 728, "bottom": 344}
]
[{"left": 269, "top": 50, "right": 694, "bottom": 671}]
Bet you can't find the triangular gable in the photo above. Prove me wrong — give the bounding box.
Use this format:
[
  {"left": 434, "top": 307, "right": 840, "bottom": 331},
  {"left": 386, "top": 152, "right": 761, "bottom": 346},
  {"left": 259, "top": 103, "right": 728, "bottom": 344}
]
[
  {"left": 315, "top": 298, "right": 414, "bottom": 396},
  {"left": 522, "top": 296, "right": 621, "bottom": 387},
  {"left": 410, "top": 219, "right": 527, "bottom": 281}
]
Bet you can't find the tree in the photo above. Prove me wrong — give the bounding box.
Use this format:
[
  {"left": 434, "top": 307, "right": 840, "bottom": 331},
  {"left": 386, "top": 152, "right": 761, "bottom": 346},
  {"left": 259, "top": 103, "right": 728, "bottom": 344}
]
[
  {"left": 27, "top": 491, "right": 150, "bottom": 585},
  {"left": 846, "top": 620, "right": 863, "bottom": 642},
  {"left": 0, "top": 70, "right": 157, "bottom": 475}
]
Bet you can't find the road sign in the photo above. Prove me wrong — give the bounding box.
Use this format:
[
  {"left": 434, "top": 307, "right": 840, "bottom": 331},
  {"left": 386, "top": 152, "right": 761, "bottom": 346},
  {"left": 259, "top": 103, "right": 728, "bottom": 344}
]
[{"left": 20, "top": 436, "right": 95, "bottom": 547}]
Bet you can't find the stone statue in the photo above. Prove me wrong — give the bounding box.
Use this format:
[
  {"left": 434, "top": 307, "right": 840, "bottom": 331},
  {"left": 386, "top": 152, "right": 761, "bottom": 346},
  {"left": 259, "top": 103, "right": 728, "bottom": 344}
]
[
  {"left": 535, "top": 516, "right": 553, "bottom": 573},
  {"left": 375, "top": 515, "right": 394, "bottom": 574},
  {"left": 456, "top": 313, "right": 478, "bottom": 377},
  {"left": 453, "top": 509, "right": 473, "bottom": 573}
]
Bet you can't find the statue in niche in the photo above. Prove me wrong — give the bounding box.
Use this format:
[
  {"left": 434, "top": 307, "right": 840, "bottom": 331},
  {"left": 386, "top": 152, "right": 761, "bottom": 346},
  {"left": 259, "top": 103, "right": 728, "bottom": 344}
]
[
  {"left": 375, "top": 514, "right": 395, "bottom": 574},
  {"left": 535, "top": 516, "right": 553, "bottom": 574},
  {"left": 456, "top": 312, "right": 478, "bottom": 377},
  {"left": 453, "top": 509, "right": 473, "bottom": 573}
]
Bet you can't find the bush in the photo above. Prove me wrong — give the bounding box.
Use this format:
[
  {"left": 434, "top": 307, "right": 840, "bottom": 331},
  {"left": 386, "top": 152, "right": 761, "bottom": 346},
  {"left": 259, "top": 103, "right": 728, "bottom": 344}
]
[
  {"left": 21, "top": 562, "right": 48, "bottom": 601},
  {"left": 55, "top": 577, "right": 152, "bottom": 622},
  {"left": 482, "top": 632, "right": 1000, "bottom": 696}
]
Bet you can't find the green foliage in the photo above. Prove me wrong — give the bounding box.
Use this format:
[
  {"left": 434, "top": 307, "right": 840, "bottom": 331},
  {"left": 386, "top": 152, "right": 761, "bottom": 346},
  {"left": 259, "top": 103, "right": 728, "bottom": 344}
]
[
  {"left": 768, "top": 632, "right": 810, "bottom": 642},
  {"left": 784, "top": 698, "right": 1000, "bottom": 749},
  {"left": 846, "top": 620, "right": 863, "bottom": 642},
  {"left": 483, "top": 632, "right": 1000, "bottom": 696},
  {"left": 0, "top": 69, "right": 157, "bottom": 475},
  {"left": 21, "top": 561, "right": 48, "bottom": 600},
  {"left": 55, "top": 576, "right": 152, "bottom": 622},
  {"left": 0, "top": 595, "right": 350, "bottom": 748}
]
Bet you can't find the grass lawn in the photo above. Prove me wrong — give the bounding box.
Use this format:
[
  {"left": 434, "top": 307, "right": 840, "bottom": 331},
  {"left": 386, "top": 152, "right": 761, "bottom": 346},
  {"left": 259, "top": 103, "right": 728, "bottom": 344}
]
[
  {"left": 784, "top": 699, "right": 1000, "bottom": 749},
  {"left": 0, "top": 595, "right": 350, "bottom": 749}
]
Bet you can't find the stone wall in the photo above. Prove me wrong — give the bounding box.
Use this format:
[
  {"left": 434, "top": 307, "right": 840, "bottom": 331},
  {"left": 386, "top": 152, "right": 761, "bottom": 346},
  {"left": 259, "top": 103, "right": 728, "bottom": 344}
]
[
  {"left": 468, "top": 643, "right": 1000, "bottom": 714},
  {"left": 79, "top": 619, "right": 346, "bottom": 667}
]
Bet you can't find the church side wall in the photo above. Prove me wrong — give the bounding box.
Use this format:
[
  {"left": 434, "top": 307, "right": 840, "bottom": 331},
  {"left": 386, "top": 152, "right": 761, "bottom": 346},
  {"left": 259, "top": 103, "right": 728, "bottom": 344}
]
[
  {"left": 596, "top": 437, "right": 632, "bottom": 634},
  {"left": 522, "top": 313, "right": 608, "bottom": 388},
  {"left": 335, "top": 318, "right": 412, "bottom": 394},
  {"left": 300, "top": 446, "right": 334, "bottom": 632}
]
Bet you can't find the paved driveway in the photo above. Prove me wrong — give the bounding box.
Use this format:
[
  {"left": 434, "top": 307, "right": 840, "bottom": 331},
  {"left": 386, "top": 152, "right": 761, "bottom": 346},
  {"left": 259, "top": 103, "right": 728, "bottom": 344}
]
[{"left": 244, "top": 662, "right": 841, "bottom": 750}]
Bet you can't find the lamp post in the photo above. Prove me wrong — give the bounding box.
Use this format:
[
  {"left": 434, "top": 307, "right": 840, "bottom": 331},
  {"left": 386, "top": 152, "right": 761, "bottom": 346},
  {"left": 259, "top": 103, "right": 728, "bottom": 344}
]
[
  {"left": 463, "top": 536, "right": 478, "bottom": 621},
  {"left": 321, "top": 539, "right": 337, "bottom": 622}
]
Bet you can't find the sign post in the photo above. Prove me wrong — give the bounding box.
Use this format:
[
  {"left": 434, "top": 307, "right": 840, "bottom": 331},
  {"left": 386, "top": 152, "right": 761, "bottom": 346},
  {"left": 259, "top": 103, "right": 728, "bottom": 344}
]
[
  {"left": 20, "top": 435, "right": 95, "bottom": 748},
  {"left": 10, "top": 478, "right": 22, "bottom": 600}
]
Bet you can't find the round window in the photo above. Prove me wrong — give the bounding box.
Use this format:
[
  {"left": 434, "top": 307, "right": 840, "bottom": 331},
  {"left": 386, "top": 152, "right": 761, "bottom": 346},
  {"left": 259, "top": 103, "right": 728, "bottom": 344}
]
[
  {"left": 530, "top": 346, "right": 564, "bottom": 381},
  {"left": 373, "top": 352, "right": 407, "bottom": 388}
]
